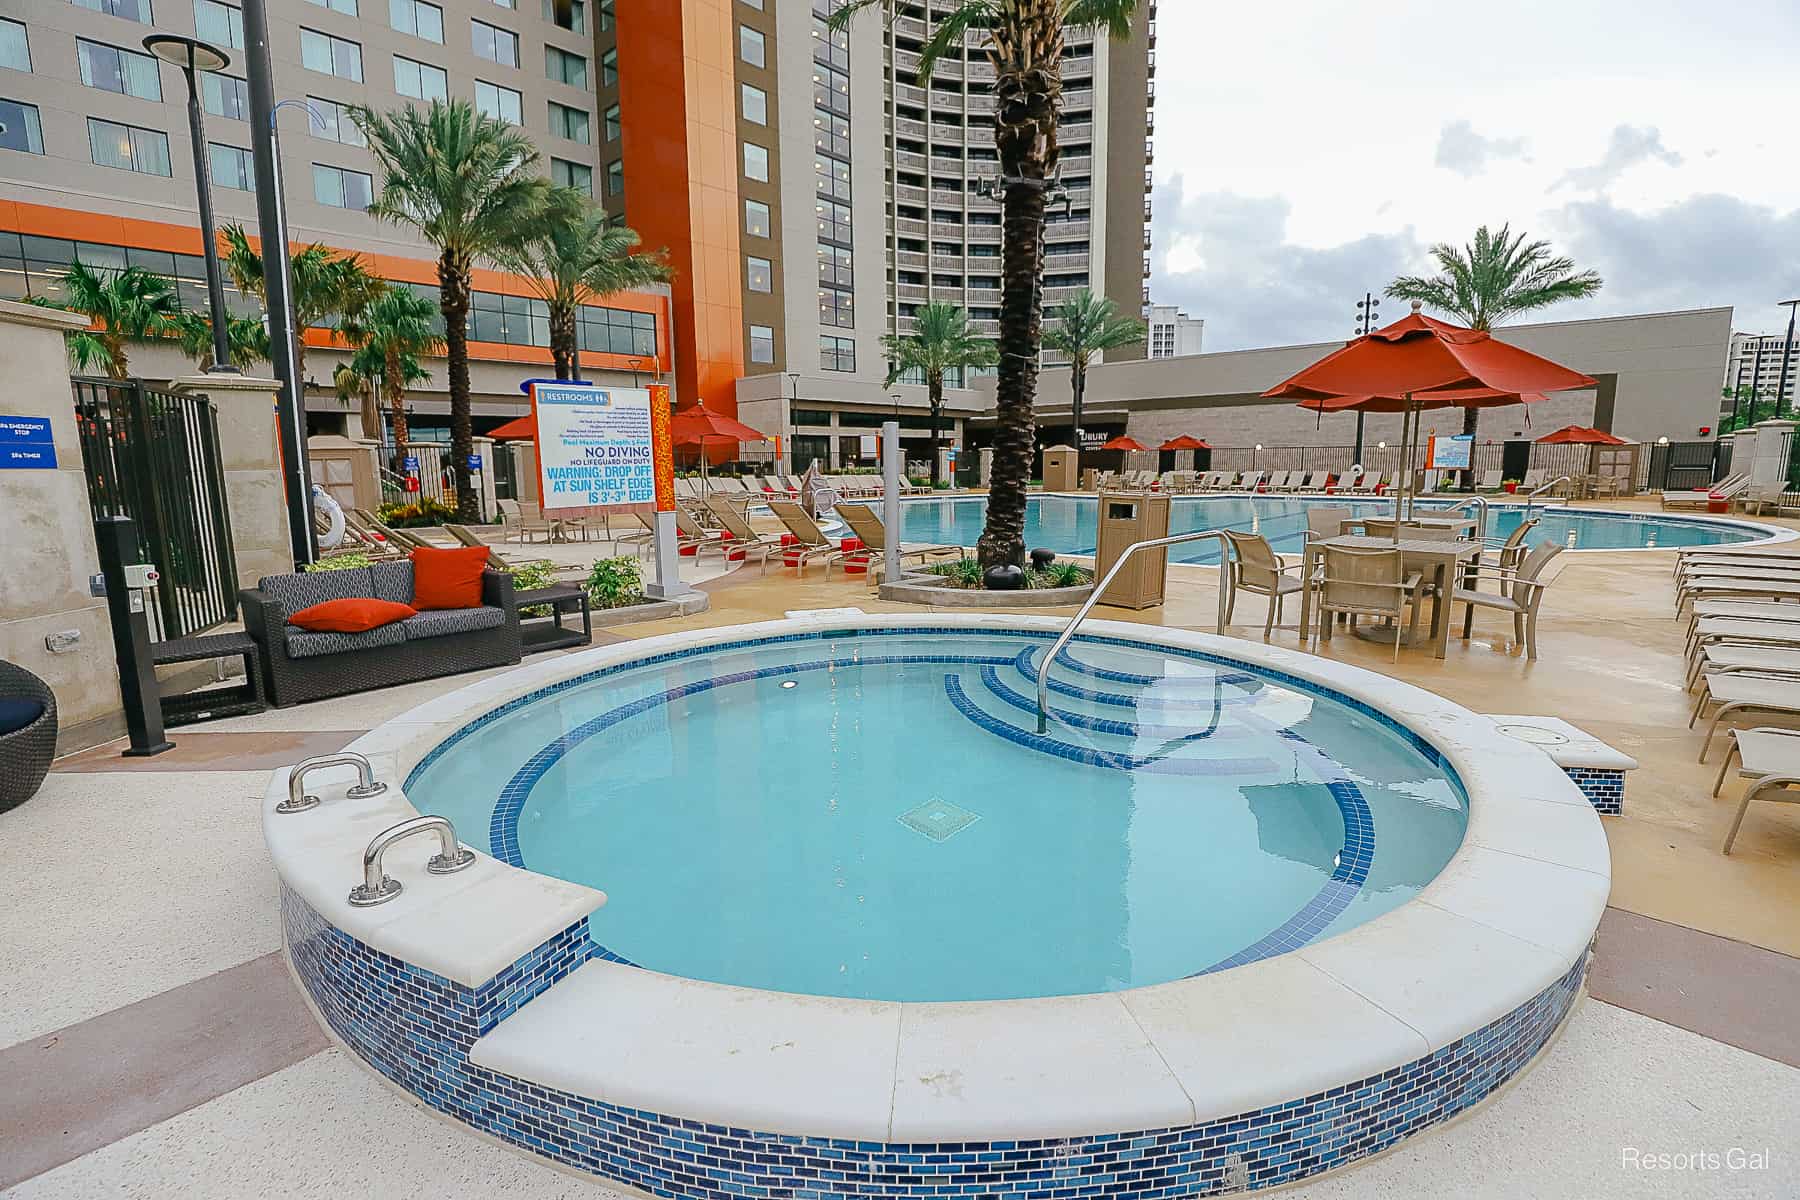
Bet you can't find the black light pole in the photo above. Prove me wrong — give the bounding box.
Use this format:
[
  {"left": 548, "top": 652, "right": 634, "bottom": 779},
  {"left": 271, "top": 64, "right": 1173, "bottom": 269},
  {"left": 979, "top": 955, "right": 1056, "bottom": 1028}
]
[
  {"left": 240, "top": 0, "right": 315, "bottom": 565},
  {"left": 1351, "top": 293, "right": 1380, "bottom": 463},
  {"left": 1776, "top": 301, "right": 1800, "bottom": 418},
  {"left": 144, "top": 34, "right": 236, "bottom": 373}
]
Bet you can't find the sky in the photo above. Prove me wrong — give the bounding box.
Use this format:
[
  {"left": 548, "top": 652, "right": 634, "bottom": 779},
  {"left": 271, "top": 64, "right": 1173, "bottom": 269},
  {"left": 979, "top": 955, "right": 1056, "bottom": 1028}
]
[{"left": 1146, "top": 0, "right": 1800, "bottom": 351}]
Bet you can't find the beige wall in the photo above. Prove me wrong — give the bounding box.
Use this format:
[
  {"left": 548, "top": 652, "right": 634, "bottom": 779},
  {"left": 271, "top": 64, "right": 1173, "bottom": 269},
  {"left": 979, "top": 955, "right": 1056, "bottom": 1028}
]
[{"left": 0, "top": 300, "right": 124, "bottom": 752}]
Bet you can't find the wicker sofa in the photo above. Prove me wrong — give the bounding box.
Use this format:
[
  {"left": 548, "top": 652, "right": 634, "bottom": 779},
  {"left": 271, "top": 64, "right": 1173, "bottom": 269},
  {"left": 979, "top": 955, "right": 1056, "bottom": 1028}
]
[
  {"left": 0, "top": 660, "right": 57, "bottom": 814},
  {"left": 240, "top": 561, "right": 521, "bottom": 708}
]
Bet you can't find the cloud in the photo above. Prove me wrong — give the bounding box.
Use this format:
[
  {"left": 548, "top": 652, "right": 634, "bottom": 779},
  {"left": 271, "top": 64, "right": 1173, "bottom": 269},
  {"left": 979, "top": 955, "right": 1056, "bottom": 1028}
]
[
  {"left": 1148, "top": 175, "right": 1422, "bottom": 351},
  {"left": 1555, "top": 125, "right": 1684, "bottom": 192},
  {"left": 1434, "top": 121, "right": 1529, "bottom": 177}
]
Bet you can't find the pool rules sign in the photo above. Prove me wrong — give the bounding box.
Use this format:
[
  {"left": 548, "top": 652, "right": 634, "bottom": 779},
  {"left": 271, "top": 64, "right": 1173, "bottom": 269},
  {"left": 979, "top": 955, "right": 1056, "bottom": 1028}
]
[{"left": 532, "top": 382, "right": 656, "bottom": 509}]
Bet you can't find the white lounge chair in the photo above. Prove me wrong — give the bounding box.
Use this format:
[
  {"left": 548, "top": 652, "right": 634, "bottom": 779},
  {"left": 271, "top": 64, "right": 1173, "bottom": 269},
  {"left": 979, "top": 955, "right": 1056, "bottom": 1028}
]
[
  {"left": 1239, "top": 470, "right": 1265, "bottom": 492},
  {"left": 1663, "top": 473, "right": 1746, "bottom": 510},
  {"left": 1710, "top": 727, "right": 1800, "bottom": 853},
  {"left": 1689, "top": 670, "right": 1800, "bottom": 762}
]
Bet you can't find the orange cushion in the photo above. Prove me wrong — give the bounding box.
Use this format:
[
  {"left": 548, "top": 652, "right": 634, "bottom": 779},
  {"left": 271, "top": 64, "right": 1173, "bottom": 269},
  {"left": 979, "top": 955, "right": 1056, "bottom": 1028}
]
[
  {"left": 288, "top": 597, "right": 416, "bottom": 633},
  {"left": 411, "top": 545, "right": 490, "bottom": 610}
]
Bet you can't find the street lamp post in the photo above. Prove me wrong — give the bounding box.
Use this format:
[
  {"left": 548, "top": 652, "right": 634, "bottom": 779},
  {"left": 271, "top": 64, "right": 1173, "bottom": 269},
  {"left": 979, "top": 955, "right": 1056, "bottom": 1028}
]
[
  {"left": 1776, "top": 301, "right": 1800, "bottom": 418},
  {"left": 785, "top": 372, "right": 799, "bottom": 475},
  {"left": 1351, "top": 293, "right": 1381, "bottom": 462},
  {"left": 143, "top": 34, "right": 235, "bottom": 373}
]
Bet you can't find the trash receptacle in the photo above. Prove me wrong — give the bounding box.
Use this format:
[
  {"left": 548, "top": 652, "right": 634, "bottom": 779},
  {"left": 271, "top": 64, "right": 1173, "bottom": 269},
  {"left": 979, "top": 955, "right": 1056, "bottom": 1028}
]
[
  {"left": 1094, "top": 490, "right": 1171, "bottom": 609},
  {"left": 1042, "top": 444, "right": 1078, "bottom": 492}
]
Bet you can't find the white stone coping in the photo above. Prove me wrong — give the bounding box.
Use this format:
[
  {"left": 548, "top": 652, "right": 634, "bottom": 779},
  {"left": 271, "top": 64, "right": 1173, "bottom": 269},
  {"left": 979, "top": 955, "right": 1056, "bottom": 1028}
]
[
  {"left": 1489, "top": 715, "right": 1640, "bottom": 772},
  {"left": 265, "top": 614, "right": 1611, "bottom": 1143}
]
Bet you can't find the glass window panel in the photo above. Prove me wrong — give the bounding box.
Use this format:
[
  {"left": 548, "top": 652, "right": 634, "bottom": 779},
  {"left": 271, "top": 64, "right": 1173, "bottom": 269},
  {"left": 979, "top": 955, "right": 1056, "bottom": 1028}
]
[
  {"left": 743, "top": 142, "right": 768, "bottom": 182},
  {"left": 74, "top": 0, "right": 153, "bottom": 20},
  {"left": 77, "top": 242, "right": 128, "bottom": 271},
  {"left": 746, "top": 256, "right": 772, "bottom": 293},
  {"left": 208, "top": 143, "right": 255, "bottom": 191},
  {"left": 548, "top": 46, "right": 588, "bottom": 88},
  {"left": 475, "top": 80, "right": 522, "bottom": 123},
  {"left": 603, "top": 104, "right": 620, "bottom": 141},
  {"left": 741, "top": 83, "right": 766, "bottom": 125},
  {"left": 194, "top": 1, "right": 245, "bottom": 50},
  {"left": 0, "top": 98, "right": 42, "bottom": 154},
  {"left": 202, "top": 73, "right": 251, "bottom": 121},
  {"left": 738, "top": 25, "right": 764, "bottom": 68},
  {"left": 0, "top": 19, "right": 28, "bottom": 72},
  {"left": 391, "top": 0, "right": 444, "bottom": 42},
  {"left": 744, "top": 199, "right": 769, "bottom": 238},
  {"left": 748, "top": 324, "right": 773, "bottom": 364}
]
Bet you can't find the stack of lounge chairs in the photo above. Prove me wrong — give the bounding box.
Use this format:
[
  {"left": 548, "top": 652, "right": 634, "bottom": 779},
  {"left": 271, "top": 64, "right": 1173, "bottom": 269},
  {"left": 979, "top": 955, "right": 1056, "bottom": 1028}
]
[{"left": 1676, "top": 540, "right": 1800, "bottom": 849}]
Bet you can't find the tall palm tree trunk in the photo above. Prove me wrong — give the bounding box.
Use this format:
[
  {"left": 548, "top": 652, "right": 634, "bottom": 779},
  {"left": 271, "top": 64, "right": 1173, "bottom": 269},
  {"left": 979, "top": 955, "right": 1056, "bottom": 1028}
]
[
  {"left": 977, "top": 151, "right": 1049, "bottom": 569},
  {"left": 549, "top": 301, "right": 578, "bottom": 381},
  {"left": 1070, "top": 360, "right": 1086, "bottom": 471},
  {"left": 927, "top": 372, "right": 943, "bottom": 487},
  {"left": 358, "top": 384, "right": 381, "bottom": 443},
  {"left": 386, "top": 349, "right": 411, "bottom": 470},
  {"left": 438, "top": 253, "right": 479, "bottom": 522}
]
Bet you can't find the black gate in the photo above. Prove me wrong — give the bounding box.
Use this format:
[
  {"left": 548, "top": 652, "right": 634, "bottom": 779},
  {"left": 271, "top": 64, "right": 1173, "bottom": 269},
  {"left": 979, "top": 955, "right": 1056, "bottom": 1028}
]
[
  {"left": 72, "top": 377, "right": 238, "bottom": 639},
  {"left": 1646, "top": 440, "right": 1721, "bottom": 492}
]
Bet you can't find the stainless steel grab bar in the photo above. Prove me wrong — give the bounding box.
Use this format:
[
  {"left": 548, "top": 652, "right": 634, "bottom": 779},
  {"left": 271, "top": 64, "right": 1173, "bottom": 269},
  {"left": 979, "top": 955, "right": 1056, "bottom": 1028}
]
[
  {"left": 278, "top": 751, "right": 386, "bottom": 814},
  {"left": 347, "top": 815, "right": 476, "bottom": 907},
  {"left": 1035, "top": 529, "right": 1232, "bottom": 733},
  {"left": 1523, "top": 476, "right": 1572, "bottom": 520}
]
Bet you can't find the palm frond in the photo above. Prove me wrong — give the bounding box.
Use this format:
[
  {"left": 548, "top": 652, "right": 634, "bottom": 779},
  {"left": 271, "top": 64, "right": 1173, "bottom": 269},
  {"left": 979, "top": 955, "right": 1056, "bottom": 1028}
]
[
  {"left": 1062, "top": 0, "right": 1140, "bottom": 39},
  {"left": 1386, "top": 223, "right": 1602, "bottom": 331},
  {"left": 1042, "top": 288, "right": 1144, "bottom": 366},
  {"left": 881, "top": 300, "right": 997, "bottom": 387}
]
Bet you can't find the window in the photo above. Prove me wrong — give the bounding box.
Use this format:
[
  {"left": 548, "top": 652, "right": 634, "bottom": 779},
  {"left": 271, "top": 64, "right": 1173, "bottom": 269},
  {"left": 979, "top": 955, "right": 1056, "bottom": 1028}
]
[
  {"left": 603, "top": 159, "right": 621, "bottom": 197},
  {"left": 816, "top": 199, "right": 851, "bottom": 244},
  {"left": 602, "top": 103, "right": 620, "bottom": 141},
  {"left": 0, "top": 98, "right": 42, "bottom": 154},
  {"left": 738, "top": 25, "right": 765, "bottom": 68},
  {"left": 818, "top": 287, "right": 853, "bottom": 328},
  {"left": 748, "top": 323, "right": 773, "bottom": 365},
  {"left": 814, "top": 65, "right": 849, "bottom": 116},
  {"left": 547, "top": 46, "right": 587, "bottom": 88},
  {"left": 300, "top": 29, "right": 362, "bottom": 80},
  {"left": 390, "top": 0, "right": 443, "bottom": 42},
  {"left": 548, "top": 101, "right": 588, "bottom": 143},
  {"left": 314, "top": 163, "right": 373, "bottom": 210},
  {"left": 814, "top": 154, "right": 849, "bottom": 201},
  {"left": 393, "top": 54, "right": 447, "bottom": 101},
  {"left": 474, "top": 80, "right": 521, "bottom": 124},
  {"left": 743, "top": 142, "right": 768, "bottom": 182},
  {"left": 202, "top": 73, "right": 250, "bottom": 121},
  {"left": 821, "top": 335, "right": 854, "bottom": 373},
  {"left": 817, "top": 244, "right": 851, "bottom": 287},
  {"left": 597, "top": 0, "right": 613, "bottom": 31},
  {"left": 542, "top": 0, "right": 584, "bottom": 32},
  {"left": 742, "top": 0, "right": 763, "bottom": 8},
  {"left": 471, "top": 20, "right": 518, "bottom": 66},
  {"left": 814, "top": 111, "right": 849, "bottom": 156},
  {"left": 73, "top": 0, "right": 152, "bottom": 21},
  {"left": 490, "top": 0, "right": 514, "bottom": 6},
  {"left": 194, "top": 1, "right": 245, "bottom": 50},
  {"left": 746, "top": 256, "right": 772, "bottom": 293},
  {"left": 88, "top": 118, "right": 170, "bottom": 175},
  {"left": 0, "top": 19, "right": 28, "bottom": 73},
  {"left": 812, "top": 14, "right": 848, "bottom": 70},
  {"left": 208, "top": 143, "right": 254, "bottom": 191},
  {"left": 308, "top": 96, "right": 366, "bottom": 146},
  {"left": 306, "top": 0, "right": 357, "bottom": 13},
  {"left": 598, "top": 47, "right": 615, "bottom": 86},
  {"left": 552, "top": 157, "right": 592, "bottom": 195},
  {"left": 77, "top": 40, "right": 162, "bottom": 100},
  {"left": 744, "top": 199, "right": 770, "bottom": 238},
  {"left": 740, "top": 82, "right": 766, "bottom": 125}
]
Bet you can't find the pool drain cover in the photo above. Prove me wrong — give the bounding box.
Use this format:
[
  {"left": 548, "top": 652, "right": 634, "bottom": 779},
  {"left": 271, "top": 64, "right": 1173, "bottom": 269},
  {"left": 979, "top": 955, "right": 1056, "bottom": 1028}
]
[{"left": 898, "top": 799, "right": 980, "bottom": 842}]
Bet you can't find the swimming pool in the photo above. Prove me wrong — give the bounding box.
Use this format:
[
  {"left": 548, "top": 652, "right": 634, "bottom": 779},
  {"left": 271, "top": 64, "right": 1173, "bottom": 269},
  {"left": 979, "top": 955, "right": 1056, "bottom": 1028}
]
[
  {"left": 405, "top": 627, "right": 1469, "bottom": 1002},
  {"left": 897, "top": 494, "right": 1768, "bottom": 562}
]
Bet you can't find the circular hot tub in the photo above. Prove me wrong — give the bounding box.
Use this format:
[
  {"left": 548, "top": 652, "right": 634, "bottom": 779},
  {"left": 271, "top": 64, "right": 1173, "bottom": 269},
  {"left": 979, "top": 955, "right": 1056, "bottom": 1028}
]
[{"left": 267, "top": 616, "right": 1609, "bottom": 1196}]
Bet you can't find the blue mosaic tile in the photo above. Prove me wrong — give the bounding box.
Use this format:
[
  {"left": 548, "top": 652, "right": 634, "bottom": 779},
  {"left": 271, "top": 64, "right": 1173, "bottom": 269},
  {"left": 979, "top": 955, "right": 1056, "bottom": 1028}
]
[
  {"left": 1564, "top": 767, "right": 1625, "bottom": 816},
  {"left": 284, "top": 884, "right": 1587, "bottom": 1197}
]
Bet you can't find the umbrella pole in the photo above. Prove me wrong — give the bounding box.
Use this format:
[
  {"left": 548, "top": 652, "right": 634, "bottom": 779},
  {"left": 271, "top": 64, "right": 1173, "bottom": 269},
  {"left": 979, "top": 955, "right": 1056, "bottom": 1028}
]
[{"left": 1393, "top": 399, "right": 1409, "bottom": 545}]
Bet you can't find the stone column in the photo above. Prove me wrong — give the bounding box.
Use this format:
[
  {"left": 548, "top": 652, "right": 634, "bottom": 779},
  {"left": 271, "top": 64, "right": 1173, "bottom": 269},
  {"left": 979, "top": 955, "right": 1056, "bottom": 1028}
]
[
  {"left": 0, "top": 300, "right": 125, "bottom": 752},
  {"left": 979, "top": 447, "right": 994, "bottom": 487},
  {"left": 1729, "top": 429, "right": 1756, "bottom": 480},
  {"left": 473, "top": 435, "right": 498, "bottom": 522},
  {"left": 1750, "top": 419, "right": 1795, "bottom": 489},
  {"left": 173, "top": 373, "right": 291, "bottom": 588}
]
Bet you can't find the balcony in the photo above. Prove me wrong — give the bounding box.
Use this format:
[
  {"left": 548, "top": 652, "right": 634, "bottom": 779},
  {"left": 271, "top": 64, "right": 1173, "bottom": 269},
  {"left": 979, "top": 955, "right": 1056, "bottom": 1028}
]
[
  {"left": 893, "top": 217, "right": 926, "bottom": 238},
  {"left": 893, "top": 115, "right": 927, "bottom": 141},
  {"left": 930, "top": 254, "right": 964, "bottom": 272},
  {"left": 895, "top": 184, "right": 927, "bottom": 206},
  {"left": 1045, "top": 219, "right": 1091, "bottom": 240},
  {"left": 895, "top": 150, "right": 927, "bottom": 173},
  {"left": 895, "top": 249, "right": 926, "bottom": 270}
]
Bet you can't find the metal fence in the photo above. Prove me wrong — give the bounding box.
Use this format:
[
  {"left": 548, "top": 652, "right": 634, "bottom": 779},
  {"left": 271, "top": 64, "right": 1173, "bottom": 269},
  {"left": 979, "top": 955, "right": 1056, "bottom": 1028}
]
[
  {"left": 71, "top": 376, "right": 238, "bottom": 639},
  {"left": 378, "top": 440, "right": 487, "bottom": 521},
  {"left": 1190, "top": 441, "right": 1672, "bottom": 491}
]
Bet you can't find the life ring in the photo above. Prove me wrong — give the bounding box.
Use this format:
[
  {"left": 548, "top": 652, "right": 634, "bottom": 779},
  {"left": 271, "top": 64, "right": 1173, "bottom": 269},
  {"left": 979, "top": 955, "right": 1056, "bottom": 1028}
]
[{"left": 311, "top": 484, "right": 347, "bottom": 550}]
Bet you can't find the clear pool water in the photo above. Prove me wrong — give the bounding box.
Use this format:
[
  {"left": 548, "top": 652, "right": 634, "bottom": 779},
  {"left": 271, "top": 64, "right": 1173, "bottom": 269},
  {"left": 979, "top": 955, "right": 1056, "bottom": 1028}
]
[
  {"left": 408, "top": 629, "right": 1468, "bottom": 1003},
  {"left": 896, "top": 495, "right": 1761, "bottom": 563}
]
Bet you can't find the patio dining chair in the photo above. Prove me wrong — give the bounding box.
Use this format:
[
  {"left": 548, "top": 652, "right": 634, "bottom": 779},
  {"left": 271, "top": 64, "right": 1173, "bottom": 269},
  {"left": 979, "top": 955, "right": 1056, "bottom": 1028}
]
[
  {"left": 1314, "top": 544, "right": 1423, "bottom": 663},
  {"left": 1222, "top": 529, "right": 1310, "bottom": 639},
  {"left": 1453, "top": 541, "right": 1565, "bottom": 660}
]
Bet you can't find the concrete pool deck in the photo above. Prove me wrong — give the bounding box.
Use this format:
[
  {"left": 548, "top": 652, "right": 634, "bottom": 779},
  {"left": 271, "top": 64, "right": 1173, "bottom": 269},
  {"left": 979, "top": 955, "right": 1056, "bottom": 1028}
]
[{"left": 2, "top": 497, "right": 1797, "bottom": 1196}]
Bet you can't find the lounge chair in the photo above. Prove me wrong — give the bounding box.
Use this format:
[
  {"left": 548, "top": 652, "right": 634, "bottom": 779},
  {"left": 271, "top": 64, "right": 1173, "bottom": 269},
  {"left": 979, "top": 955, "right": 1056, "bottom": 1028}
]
[
  {"left": 1685, "top": 618, "right": 1800, "bottom": 675},
  {"left": 767, "top": 500, "right": 847, "bottom": 574},
  {"left": 1222, "top": 529, "right": 1309, "bottom": 639},
  {"left": 1295, "top": 470, "right": 1329, "bottom": 492},
  {"left": 1662, "top": 473, "right": 1746, "bottom": 510},
  {"left": 1690, "top": 671, "right": 1800, "bottom": 762},
  {"left": 1351, "top": 471, "right": 1384, "bottom": 495},
  {"left": 1521, "top": 469, "right": 1546, "bottom": 491},
  {"left": 1677, "top": 575, "right": 1800, "bottom": 616},
  {"left": 443, "top": 524, "right": 585, "bottom": 576},
  {"left": 699, "top": 497, "right": 783, "bottom": 573},
  {"left": 1453, "top": 542, "right": 1564, "bottom": 660},
  {"left": 835, "top": 503, "right": 961, "bottom": 580},
  {"left": 1239, "top": 470, "right": 1265, "bottom": 493},
  {"left": 1265, "top": 470, "right": 1291, "bottom": 491},
  {"left": 1710, "top": 727, "right": 1800, "bottom": 852},
  {"left": 1315, "top": 544, "right": 1423, "bottom": 663},
  {"left": 496, "top": 498, "right": 559, "bottom": 543},
  {"left": 1476, "top": 469, "right": 1503, "bottom": 491}
]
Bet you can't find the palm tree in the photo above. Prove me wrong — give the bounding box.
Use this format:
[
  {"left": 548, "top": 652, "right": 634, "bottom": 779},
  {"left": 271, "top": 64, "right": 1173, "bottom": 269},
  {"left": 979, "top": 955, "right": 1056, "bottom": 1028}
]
[
  {"left": 831, "top": 0, "right": 1144, "bottom": 571},
  {"left": 172, "top": 310, "right": 269, "bottom": 372},
  {"left": 1387, "top": 224, "right": 1604, "bottom": 438},
  {"left": 351, "top": 99, "right": 558, "bottom": 522},
  {"left": 882, "top": 302, "right": 998, "bottom": 487},
  {"left": 492, "top": 197, "right": 669, "bottom": 381},
  {"left": 53, "top": 260, "right": 181, "bottom": 378},
  {"left": 1042, "top": 288, "right": 1144, "bottom": 465},
  {"left": 219, "top": 224, "right": 383, "bottom": 385},
  {"left": 346, "top": 286, "right": 442, "bottom": 469},
  {"left": 333, "top": 359, "right": 382, "bottom": 442}
]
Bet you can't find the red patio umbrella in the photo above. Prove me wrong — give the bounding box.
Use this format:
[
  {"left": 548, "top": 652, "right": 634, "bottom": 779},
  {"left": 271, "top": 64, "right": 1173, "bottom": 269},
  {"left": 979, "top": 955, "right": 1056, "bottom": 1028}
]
[
  {"left": 1099, "top": 434, "right": 1149, "bottom": 452},
  {"left": 487, "top": 414, "right": 537, "bottom": 440},
  {"left": 1265, "top": 303, "right": 1596, "bottom": 537},
  {"left": 1536, "top": 424, "right": 1629, "bottom": 446},
  {"left": 1158, "top": 435, "right": 1212, "bottom": 450},
  {"left": 670, "top": 405, "right": 770, "bottom": 491}
]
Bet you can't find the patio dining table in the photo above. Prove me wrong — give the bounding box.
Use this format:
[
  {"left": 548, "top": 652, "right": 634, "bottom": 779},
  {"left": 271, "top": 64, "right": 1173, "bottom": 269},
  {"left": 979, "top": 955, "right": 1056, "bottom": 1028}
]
[
  {"left": 1339, "top": 514, "right": 1479, "bottom": 536},
  {"left": 1299, "top": 534, "right": 1482, "bottom": 659}
]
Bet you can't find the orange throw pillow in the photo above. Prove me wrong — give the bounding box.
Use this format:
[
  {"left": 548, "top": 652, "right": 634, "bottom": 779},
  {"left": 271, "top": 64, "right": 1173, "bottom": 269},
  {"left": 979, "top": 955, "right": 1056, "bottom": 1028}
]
[
  {"left": 288, "top": 597, "right": 416, "bottom": 633},
  {"left": 411, "top": 545, "right": 490, "bottom": 610}
]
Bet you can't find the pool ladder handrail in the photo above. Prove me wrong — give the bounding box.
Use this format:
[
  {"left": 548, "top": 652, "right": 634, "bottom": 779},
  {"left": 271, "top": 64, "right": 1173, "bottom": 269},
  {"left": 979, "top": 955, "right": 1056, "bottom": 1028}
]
[
  {"left": 348, "top": 814, "right": 477, "bottom": 907},
  {"left": 1445, "top": 494, "right": 1490, "bottom": 543},
  {"left": 1522, "top": 476, "right": 1573, "bottom": 521},
  {"left": 278, "top": 751, "right": 387, "bottom": 814},
  {"left": 1036, "top": 528, "right": 1233, "bottom": 734}
]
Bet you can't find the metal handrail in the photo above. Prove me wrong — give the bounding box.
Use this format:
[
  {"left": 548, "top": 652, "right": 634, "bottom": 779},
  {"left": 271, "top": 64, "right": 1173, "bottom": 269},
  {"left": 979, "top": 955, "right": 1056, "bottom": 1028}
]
[
  {"left": 347, "top": 815, "right": 476, "bottom": 907},
  {"left": 1446, "top": 494, "right": 1489, "bottom": 542},
  {"left": 1036, "top": 528, "right": 1232, "bottom": 733},
  {"left": 279, "top": 751, "right": 386, "bottom": 814},
  {"left": 1523, "top": 476, "right": 1573, "bottom": 520}
]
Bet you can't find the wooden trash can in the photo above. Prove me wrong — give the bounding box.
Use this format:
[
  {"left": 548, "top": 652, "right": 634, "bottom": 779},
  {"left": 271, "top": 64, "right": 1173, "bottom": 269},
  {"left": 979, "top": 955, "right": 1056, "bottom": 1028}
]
[
  {"left": 1094, "top": 491, "right": 1171, "bottom": 609},
  {"left": 1042, "top": 445, "right": 1079, "bottom": 492}
]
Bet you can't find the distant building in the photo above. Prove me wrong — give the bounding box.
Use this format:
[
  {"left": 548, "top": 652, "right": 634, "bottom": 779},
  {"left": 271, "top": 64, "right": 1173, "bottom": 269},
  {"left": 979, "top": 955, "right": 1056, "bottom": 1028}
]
[
  {"left": 1147, "top": 305, "right": 1204, "bottom": 358},
  {"left": 1723, "top": 331, "right": 1799, "bottom": 420}
]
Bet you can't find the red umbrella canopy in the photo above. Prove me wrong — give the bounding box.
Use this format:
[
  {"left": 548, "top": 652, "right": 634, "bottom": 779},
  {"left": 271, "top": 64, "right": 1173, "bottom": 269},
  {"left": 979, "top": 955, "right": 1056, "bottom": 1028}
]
[
  {"left": 487, "top": 414, "right": 537, "bottom": 440},
  {"left": 1100, "top": 434, "right": 1150, "bottom": 452},
  {"left": 1536, "top": 424, "right": 1630, "bottom": 446},
  {"left": 1264, "top": 305, "right": 1596, "bottom": 413},
  {"left": 1158, "top": 435, "right": 1211, "bottom": 450},
  {"left": 669, "top": 405, "right": 768, "bottom": 447}
]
